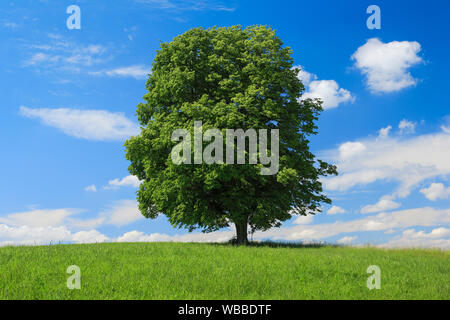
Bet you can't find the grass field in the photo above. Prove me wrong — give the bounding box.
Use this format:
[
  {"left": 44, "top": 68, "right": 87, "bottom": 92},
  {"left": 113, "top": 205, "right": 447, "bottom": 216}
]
[{"left": 0, "top": 242, "right": 448, "bottom": 300}]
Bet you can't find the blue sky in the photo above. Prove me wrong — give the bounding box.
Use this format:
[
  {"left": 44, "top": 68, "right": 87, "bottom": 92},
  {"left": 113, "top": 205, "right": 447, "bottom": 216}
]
[{"left": 1, "top": 0, "right": 449, "bottom": 248}]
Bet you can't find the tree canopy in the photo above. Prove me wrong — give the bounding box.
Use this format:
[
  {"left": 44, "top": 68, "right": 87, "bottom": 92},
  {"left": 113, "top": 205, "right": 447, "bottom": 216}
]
[{"left": 125, "top": 25, "right": 337, "bottom": 245}]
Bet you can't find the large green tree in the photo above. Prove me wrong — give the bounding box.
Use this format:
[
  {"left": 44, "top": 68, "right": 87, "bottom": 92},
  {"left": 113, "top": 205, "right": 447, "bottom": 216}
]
[{"left": 125, "top": 25, "right": 337, "bottom": 245}]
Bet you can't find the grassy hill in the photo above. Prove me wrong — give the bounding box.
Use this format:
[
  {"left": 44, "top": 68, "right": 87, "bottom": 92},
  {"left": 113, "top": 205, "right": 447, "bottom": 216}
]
[{"left": 0, "top": 242, "right": 448, "bottom": 300}]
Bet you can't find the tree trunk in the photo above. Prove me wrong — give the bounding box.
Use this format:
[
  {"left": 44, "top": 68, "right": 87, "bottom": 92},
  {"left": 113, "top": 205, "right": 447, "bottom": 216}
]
[{"left": 235, "top": 220, "right": 249, "bottom": 245}]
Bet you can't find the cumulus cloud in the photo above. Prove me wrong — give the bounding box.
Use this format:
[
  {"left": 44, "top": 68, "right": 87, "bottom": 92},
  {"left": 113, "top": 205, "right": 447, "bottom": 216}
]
[
  {"left": 378, "top": 125, "right": 392, "bottom": 138},
  {"left": 0, "top": 200, "right": 142, "bottom": 232},
  {"left": 322, "top": 123, "right": 450, "bottom": 198},
  {"left": 327, "top": 206, "right": 346, "bottom": 215},
  {"left": 338, "top": 142, "right": 367, "bottom": 160},
  {"left": 0, "top": 207, "right": 105, "bottom": 230},
  {"left": 104, "top": 175, "right": 141, "bottom": 189},
  {"left": 337, "top": 236, "right": 357, "bottom": 245},
  {"left": 420, "top": 183, "right": 450, "bottom": 201},
  {"left": 361, "top": 195, "right": 401, "bottom": 214},
  {"left": 302, "top": 80, "right": 355, "bottom": 109},
  {"left": 296, "top": 68, "right": 317, "bottom": 86},
  {"left": 0, "top": 208, "right": 82, "bottom": 228},
  {"left": 116, "top": 230, "right": 234, "bottom": 243},
  {"left": 399, "top": 119, "right": 416, "bottom": 134},
  {"left": 404, "top": 227, "right": 450, "bottom": 239},
  {"left": 380, "top": 228, "right": 450, "bottom": 249},
  {"left": 116, "top": 230, "right": 169, "bottom": 242},
  {"left": 89, "top": 65, "right": 150, "bottom": 79},
  {"left": 0, "top": 224, "right": 71, "bottom": 246},
  {"left": 351, "top": 38, "right": 423, "bottom": 93},
  {"left": 0, "top": 224, "right": 109, "bottom": 247},
  {"left": 72, "top": 230, "right": 109, "bottom": 244},
  {"left": 1, "top": 206, "right": 449, "bottom": 248},
  {"left": 293, "top": 215, "right": 314, "bottom": 225},
  {"left": 19, "top": 106, "right": 139, "bottom": 141},
  {"left": 100, "top": 200, "right": 143, "bottom": 227},
  {"left": 252, "top": 207, "right": 450, "bottom": 243},
  {"left": 295, "top": 66, "right": 355, "bottom": 109}
]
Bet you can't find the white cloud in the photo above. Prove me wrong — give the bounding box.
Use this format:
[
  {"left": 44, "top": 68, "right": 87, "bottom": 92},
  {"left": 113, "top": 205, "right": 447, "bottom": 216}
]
[
  {"left": 293, "top": 215, "right": 314, "bottom": 225},
  {"left": 19, "top": 106, "right": 139, "bottom": 141},
  {"left": 0, "top": 224, "right": 71, "bottom": 245},
  {"left": 420, "top": 183, "right": 450, "bottom": 201},
  {"left": 116, "top": 230, "right": 166, "bottom": 242},
  {"left": 1, "top": 205, "right": 449, "bottom": 249},
  {"left": 23, "top": 34, "right": 150, "bottom": 79},
  {"left": 72, "top": 230, "right": 109, "bottom": 243},
  {"left": 337, "top": 236, "right": 357, "bottom": 245},
  {"left": 90, "top": 65, "right": 150, "bottom": 79},
  {"left": 302, "top": 80, "right": 355, "bottom": 109},
  {"left": 100, "top": 200, "right": 143, "bottom": 227},
  {"left": 361, "top": 195, "right": 401, "bottom": 214},
  {"left": 0, "top": 200, "right": 141, "bottom": 232},
  {"left": 0, "top": 207, "right": 107, "bottom": 231},
  {"left": 352, "top": 38, "right": 423, "bottom": 93},
  {"left": 23, "top": 35, "right": 109, "bottom": 72},
  {"left": 116, "top": 230, "right": 234, "bottom": 243},
  {"left": 0, "top": 208, "right": 82, "bottom": 228},
  {"left": 24, "top": 53, "right": 60, "bottom": 66},
  {"left": 380, "top": 228, "right": 450, "bottom": 249},
  {"left": 378, "top": 125, "right": 392, "bottom": 138},
  {"left": 104, "top": 175, "right": 141, "bottom": 189},
  {"left": 324, "top": 169, "right": 389, "bottom": 193},
  {"left": 85, "top": 185, "right": 97, "bottom": 192},
  {"left": 338, "top": 142, "right": 366, "bottom": 160},
  {"left": 0, "top": 224, "right": 109, "bottom": 247},
  {"left": 296, "top": 67, "right": 317, "bottom": 86},
  {"left": 251, "top": 207, "right": 450, "bottom": 244},
  {"left": 327, "top": 206, "right": 346, "bottom": 215},
  {"left": 403, "top": 227, "right": 450, "bottom": 239},
  {"left": 97, "top": 203, "right": 441, "bottom": 248},
  {"left": 295, "top": 66, "right": 355, "bottom": 109},
  {"left": 399, "top": 119, "right": 416, "bottom": 134},
  {"left": 323, "top": 124, "right": 450, "bottom": 198}
]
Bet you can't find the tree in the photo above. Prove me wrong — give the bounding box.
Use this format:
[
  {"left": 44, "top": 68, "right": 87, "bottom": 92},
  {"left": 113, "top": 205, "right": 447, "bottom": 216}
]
[{"left": 125, "top": 25, "right": 337, "bottom": 245}]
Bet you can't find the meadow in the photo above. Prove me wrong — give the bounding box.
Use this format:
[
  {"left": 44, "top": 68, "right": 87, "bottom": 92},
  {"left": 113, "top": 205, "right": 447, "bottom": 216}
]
[{"left": 0, "top": 242, "right": 448, "bottom": 300}]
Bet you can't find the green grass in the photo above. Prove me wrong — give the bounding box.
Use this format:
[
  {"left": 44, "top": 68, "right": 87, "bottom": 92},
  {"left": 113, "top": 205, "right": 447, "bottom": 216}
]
[{"left": 0, "top": 242, "right": 448, "bottom": 300}]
